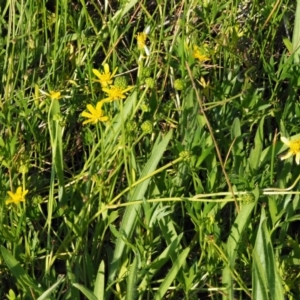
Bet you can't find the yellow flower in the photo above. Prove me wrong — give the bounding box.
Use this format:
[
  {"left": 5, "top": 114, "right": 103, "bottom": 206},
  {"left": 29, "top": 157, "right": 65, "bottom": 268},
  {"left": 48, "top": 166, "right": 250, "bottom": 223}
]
[
  {"left": 49, "top": 91, "right": 61, "bottom": 100},
  {"left": 82, "top": 101, "right": 109, "bottom": 125},
  {"left": 280, "top": 136, "right": 300, "bottom": 164},
  {"left": 92, "top": 64, "right": 118, "bottom": 88},
  {"left": 136, "top": 32, "right": 147, "bottom": 50},
  {"left": 6, "top": 187, "right": 28, "bottom": 205},
  {"left": 192, "top": 45, "right": 210, "bottom": 62},
  {"left": 40, "top": 90, "right": 62, "bottom": 100},
  {"left": 102, "top": 85, "right": 134, "bottom": 102},
  {"left": 136, "top": 26, "right": 150, "bottom": 56}
]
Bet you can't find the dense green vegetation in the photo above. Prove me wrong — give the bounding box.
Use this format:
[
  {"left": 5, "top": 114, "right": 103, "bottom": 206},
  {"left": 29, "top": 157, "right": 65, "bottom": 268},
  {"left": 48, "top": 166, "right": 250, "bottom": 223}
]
[{"left": 0, "top": 0, "right": 300, "bottom": 299}]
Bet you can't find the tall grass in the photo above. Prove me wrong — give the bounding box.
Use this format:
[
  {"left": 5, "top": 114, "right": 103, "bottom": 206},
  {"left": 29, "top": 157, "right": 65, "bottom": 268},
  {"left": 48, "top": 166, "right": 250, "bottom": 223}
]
[{"left": 0, "top": 0, "right": 299, "bottom": 299}]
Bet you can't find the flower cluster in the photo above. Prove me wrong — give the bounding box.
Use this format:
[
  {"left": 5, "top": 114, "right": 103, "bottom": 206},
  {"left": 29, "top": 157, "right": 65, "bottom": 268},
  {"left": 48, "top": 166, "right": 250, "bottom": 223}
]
[{"left": 82, "top": 64, "right": 134, "bottom": 125}]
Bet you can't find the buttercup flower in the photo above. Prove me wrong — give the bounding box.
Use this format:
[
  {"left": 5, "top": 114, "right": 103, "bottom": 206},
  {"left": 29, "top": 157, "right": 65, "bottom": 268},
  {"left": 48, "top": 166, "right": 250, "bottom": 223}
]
[
  {"left": 49, "top": 91, "right": 61, "bottom": 100},
  {"left": 192, "top": 45, "right": 210, "bottom": 62},
  {"left": 82, "top": 101, "right": 109, "bottom": 125},
  {"left": 280, "top": 136, "right": 300, "bottom": 164},
  {"left": 136, "top": 26, "right": 150, "bottom": 56},
  {"left": 6, "top": 187, "right": 28, "bottom": 205},
  {"left": 40, "top": 90, "right": 62, "bottom": 100},
  {"left": 93, "top": 64, "right": 118, "bottom": 88},
  {"left": 102, "top": 85, "right": 134, "bottom": 102}
]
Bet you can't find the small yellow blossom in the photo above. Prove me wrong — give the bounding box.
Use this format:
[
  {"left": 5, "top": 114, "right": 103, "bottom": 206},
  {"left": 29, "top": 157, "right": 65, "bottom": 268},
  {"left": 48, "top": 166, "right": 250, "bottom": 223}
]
[
  {"left": 82, "top": 101, "right": 109, "bottom": 125},
  {"left": 192, "top": 45, "right": 210, "bottom": 62},
  {"left": 40, "top": 90, "right": 62, "bottom": 100},
  {"left": 136, "top": 26, "right": 150, "bottom": 56},
  {"left": 6, "top": 187, "right": 28, "bottom": 205},
  {"left": 136, "top": 32, "right": 147, "bottom": 50},
  {"left": 280, "top": 136, "right": 300, "bottom": 164},
  {"left": 92, "top": 64, "right": 118, "bottom": 88},
  {"left": 102, "top": 85, "right": 134, "bottom": 102},
  {"left": 49, "top": 91, "right": 61, "bottom": 100}
]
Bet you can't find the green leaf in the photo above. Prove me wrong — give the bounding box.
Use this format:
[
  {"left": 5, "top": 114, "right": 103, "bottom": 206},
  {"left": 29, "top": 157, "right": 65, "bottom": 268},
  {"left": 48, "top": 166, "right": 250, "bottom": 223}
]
[
  {"left": 94, "top": 260, "right": 105, "bottom": 300},
  {"left": 252, "top": 248, "right": 270, "bottom": 300},
  {"left": 222, "top": 203, "right": 255, "bottom": 299},
  {"left": 153, "top": 247, "right": 190, "bottom": 300},
  {"left": 72, "top": 283, "right": 97, "bottom": 300},
  {"left": 292, "top": 0, "right": 300, "bottom": 62},
  {"left": 283, "top": 37, "right": 292, "bottom": 53},
  {"left": 126, "top": 254, "right": 139, "bottom": 300},
  {"left": 138, "top": 234, "right": 183, "bottom": 292},
  {"left": 252, "top": 207, "right": 285, "bottom": 300},
  {"left": 0, "top": 246, "right": 43, "bottom": 296},
  {"left": 248, "top": 116, "right": 265, "bottom": 170},
  {"left": 37, "top": 276, "right": 65, "bottom": 300},
  {"left": 48, "top": 99, "right": 65, "bottom": 195},
  {"left": 107, "top": 130, "right": 173, "bottom": 292}
]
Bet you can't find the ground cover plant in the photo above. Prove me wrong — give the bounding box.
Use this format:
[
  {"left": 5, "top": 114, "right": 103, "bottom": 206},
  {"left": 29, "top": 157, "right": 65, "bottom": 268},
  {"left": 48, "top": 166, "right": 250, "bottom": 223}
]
[{"left": 0, "top": 0, "right": 300, "bottom": 299}]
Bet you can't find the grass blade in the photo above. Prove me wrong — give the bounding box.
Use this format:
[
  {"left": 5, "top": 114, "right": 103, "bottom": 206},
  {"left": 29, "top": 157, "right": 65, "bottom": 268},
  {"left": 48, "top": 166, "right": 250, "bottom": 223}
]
[
  {"left": 222, "top": 202, "right": 255, "bottom": 299},
  {"left": 292, "top": 0, "right": 300, "bottom": 62},
  {"left": 72, "top": 283, "right": 97, "bottom": 300},
  {"left": 252, "top": 207, "right": 285, "bottom": 300},
  {"left": 107, "top": 130, "right": 173, "bottom": 292},
  {"left": 153, "top": 246, "right": 190, "bottom": 300},
  {"left": 126, "top": 254, "right": 139, "bottom": 300},
  {"left": 94, "top": 260, "right": 105, "bottom": 300},
  {"left": 37, "top": 276, "right": 65, "bottom": 300}
]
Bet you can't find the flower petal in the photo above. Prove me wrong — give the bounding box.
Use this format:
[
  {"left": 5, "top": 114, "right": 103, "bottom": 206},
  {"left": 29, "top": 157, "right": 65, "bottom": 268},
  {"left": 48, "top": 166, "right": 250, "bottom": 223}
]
[
  {"left": 280, "top": 151, "right": 293, "bottom": 161},
  {"left": 16, "top": 187, "right": 23, "bottom": 194},
  {"left": 86, "top": 104, "right": 97, "bottom": 114},
  {"left": 96, "top": 101, "right": 104, "bottom": 110},
  {"left": 82, "top": 112, "right": 94, "bottom": 118},
  {"left": 296, "top": 153, "right": 300, "bottom": 164},
  {"left": 144, "top": 25, "right": 150, "bottom": 35},
  {"left": 100, "top": 116, "right": 109, "bottom": 122},
  {"left": 92, "top": 69, "right": 102, "bottom": 79},
  {"left": 103, "top": 64, "right": 110, "bottom": 74},
  {"left": 5, "top": 199, "right": 14, "bottom": 205},
  {"left": 82, "top": 119, "right": 95, "bottom": 125},
  {"left": 280, "top": 136, "right": 290, "bottom": 146},
  {"left": 7, "top": 191, "right": 15, "bottom": 199}
]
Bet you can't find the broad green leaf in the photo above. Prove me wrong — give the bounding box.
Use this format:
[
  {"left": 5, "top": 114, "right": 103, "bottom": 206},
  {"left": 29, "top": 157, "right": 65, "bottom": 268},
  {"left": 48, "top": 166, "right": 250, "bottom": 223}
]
[
  {"left": 72, "top": 283, "right": 97, "bottom": 300},
  {"left": 252, "top": 249, "right": 269, "bottom": 300},
  {"left": 126, "top": 254, "right": 139, "bottom": 300},
  {"left": 107, "top": 130, "right": 173, "bottom": 291},
  {"left": 231, "top": 117, "right": 242, "bottom": 147},
  {"left": 252, "top": 207, "right": 284, "bottom": 300},
  {"left": 94, "top": 260, "right": 105, "bottom": 300},
  {"left": 153, "top": 247, "right": 190, "bottom": 300},
  {"left": 222, "top": 202, "right": 255, "bottom": 300}
]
